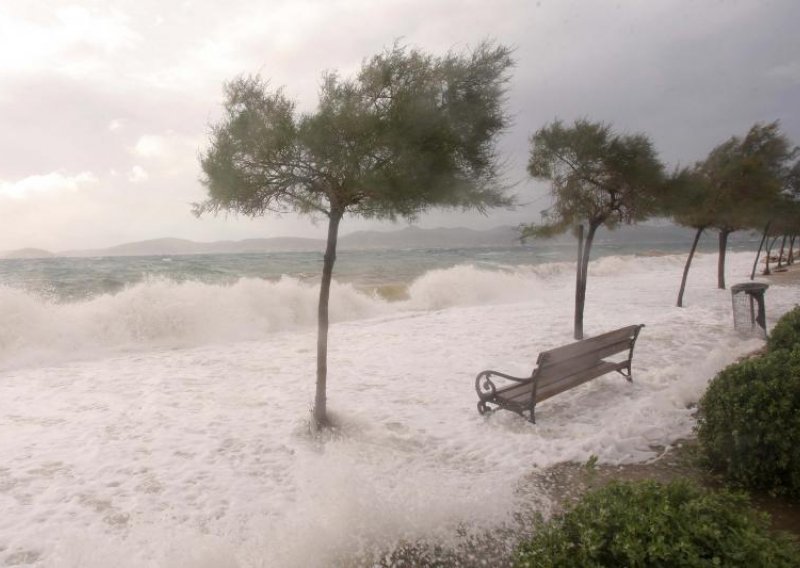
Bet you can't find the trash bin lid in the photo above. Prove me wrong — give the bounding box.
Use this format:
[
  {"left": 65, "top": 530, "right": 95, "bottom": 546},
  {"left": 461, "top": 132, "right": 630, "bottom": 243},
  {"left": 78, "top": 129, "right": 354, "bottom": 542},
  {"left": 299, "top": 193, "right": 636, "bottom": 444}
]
[{"left": 731, "top": 282, "right": 769, "bottom": 293}]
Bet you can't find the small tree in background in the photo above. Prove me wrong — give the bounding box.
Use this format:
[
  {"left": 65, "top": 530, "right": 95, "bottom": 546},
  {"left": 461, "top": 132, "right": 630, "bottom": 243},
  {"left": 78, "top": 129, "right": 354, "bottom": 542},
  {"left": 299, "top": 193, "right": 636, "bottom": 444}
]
[
  {"left": 667, "top": 166, "right": 715, "bottom": 307},
  {"left": 783, "top": 159, "right": 800, "bottom": 265},
  {"left": 758, "top": 198, "right": 800, "bottom": 275},
  {"left": 522, "top": 119, "right": 664, "bottom": 339},
  {"left": 748, "top": 142, "right": 800, "bottom": 277},
  {"left": 197, "top": 42, "right": 514, "bottom": 428},
  {"left": 702, "top": 122, "right": 797, "bottom": 289}
]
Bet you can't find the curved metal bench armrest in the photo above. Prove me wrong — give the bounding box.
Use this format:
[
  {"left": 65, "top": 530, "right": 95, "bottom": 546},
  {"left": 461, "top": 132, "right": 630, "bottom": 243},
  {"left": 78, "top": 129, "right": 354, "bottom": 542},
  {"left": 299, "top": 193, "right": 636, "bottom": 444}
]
[{"left": 474, "top": 369, "right": 532, "bottom": 400}]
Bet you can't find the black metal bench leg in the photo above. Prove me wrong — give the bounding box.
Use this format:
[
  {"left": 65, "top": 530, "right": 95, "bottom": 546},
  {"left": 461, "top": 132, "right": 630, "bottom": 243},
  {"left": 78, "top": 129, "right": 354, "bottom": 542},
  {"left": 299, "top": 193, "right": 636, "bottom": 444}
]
[{"left": 616, "top": 363, "right": 633, "bottom": 382}]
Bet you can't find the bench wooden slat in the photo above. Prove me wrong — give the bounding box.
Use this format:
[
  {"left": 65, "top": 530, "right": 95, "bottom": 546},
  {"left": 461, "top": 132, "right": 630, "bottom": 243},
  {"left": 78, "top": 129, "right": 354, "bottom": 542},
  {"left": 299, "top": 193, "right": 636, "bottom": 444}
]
[
  {"left": 537, "top": 325, "right": 640, "bottom": 365},
  {"left": 536, "top": 338, "right": 633, "bottom": 385},
  {"left": 535, "top": 360, "right": 621, "bottom": 402},
  {"left": 542, "top": 336, "right": 635, "bottom": 368},
  {"left": 475, "top": 324, "right": 644, "bottom": 423},
  {"left": 495, "top": 380, "right": 534, "bottom": 401}
]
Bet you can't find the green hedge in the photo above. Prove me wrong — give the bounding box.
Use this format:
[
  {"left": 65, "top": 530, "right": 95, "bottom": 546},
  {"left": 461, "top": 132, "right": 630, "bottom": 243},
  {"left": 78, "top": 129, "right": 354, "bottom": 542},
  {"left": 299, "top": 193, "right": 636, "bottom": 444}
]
[
  {"left": 696, "top": 347, "right": 800, "bottom": 497},
  {"left": 769, "top": 305, "right": 800, "bottom": 352},
  {"left": 514, "top": 480, "right": 799, "bottom": 567}
]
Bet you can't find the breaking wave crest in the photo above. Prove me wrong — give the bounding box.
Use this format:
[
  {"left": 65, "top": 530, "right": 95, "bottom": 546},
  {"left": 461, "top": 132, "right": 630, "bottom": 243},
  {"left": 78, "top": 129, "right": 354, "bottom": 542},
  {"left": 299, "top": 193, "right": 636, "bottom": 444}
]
[
  {"left": 0, "top": 276, "right": 389, "bottom": 369},
  {"left": 402, "top": 262, "right": 568, "bottom": 310},
  {"left": 0, "top": 255, "right": 668, "bottom": 369}
]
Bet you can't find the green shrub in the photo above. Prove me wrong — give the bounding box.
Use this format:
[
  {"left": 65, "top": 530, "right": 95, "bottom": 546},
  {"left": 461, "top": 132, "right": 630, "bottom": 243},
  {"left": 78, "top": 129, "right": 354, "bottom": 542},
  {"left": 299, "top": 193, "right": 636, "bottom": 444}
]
[
  {"left": 696, "top": 347, "right": 800, "bottom": 497},
  {"left": 514, "top": 480, "right": 799, "bottom": 568},
  {"left": 769, "top": 305, "right": 800, "bottom": 352}
]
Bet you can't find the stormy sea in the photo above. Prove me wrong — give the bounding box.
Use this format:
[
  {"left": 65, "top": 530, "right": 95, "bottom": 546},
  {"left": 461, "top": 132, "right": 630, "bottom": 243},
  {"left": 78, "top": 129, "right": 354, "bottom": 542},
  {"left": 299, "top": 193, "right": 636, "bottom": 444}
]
[{"left": 0, "top": 240, "right": 794, "bottom": 567}]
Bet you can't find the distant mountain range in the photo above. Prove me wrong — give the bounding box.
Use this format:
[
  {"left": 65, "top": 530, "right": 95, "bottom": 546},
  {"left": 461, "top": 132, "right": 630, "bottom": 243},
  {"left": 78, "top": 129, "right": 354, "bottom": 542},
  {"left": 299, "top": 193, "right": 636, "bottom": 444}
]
[
  {"left": 2, "top": 247, "right": 56, "bottom": 259},
  {"left": 2, "top": 224, "right": 758, "bottom": 259}
]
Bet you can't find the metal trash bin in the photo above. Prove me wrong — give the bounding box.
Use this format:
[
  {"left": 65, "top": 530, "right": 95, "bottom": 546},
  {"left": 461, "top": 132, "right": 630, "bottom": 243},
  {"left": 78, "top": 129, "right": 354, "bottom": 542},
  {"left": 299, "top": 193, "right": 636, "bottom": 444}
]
[{"left": 731, "top": 282, "right": 769, "bottom": 337}]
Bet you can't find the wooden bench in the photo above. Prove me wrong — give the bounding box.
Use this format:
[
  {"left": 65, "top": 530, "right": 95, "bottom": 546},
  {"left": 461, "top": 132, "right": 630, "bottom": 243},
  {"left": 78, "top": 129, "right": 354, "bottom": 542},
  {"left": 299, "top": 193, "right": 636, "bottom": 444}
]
[{"left": 475, "top": 324, "right": 644, "bottom": 423}]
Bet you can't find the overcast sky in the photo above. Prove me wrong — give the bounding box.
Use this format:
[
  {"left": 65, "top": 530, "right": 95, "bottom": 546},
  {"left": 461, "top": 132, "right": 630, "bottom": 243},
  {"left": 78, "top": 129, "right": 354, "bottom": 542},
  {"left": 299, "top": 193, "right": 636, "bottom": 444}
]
[{"left": 1, "top": 0, "right": 798, "bottom": 251}]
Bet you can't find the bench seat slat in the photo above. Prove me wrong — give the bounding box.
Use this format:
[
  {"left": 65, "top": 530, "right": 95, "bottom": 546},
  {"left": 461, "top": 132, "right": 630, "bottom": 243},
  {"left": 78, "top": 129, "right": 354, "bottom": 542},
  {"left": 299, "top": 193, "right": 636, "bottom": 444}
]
[
  {"left": 495, "top": 380, "right": 534, "bottom": 402},
  {"left": 535, "top": 360, "right": 622, "bottom": 402}
]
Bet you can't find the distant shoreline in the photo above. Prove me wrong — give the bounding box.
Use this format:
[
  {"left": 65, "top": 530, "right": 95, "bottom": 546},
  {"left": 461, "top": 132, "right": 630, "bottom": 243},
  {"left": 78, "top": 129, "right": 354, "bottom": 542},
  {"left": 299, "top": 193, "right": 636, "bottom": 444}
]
[{"left": 1, "top": 224, "right": 761, "bottom": 259}]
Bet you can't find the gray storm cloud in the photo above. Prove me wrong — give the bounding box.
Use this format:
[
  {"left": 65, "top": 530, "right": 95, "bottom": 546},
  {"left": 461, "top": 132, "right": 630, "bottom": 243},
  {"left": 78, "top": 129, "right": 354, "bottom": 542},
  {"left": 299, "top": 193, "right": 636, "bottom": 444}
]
[{"left": 0, "top": 0, "right": 798, "bottom": 250}]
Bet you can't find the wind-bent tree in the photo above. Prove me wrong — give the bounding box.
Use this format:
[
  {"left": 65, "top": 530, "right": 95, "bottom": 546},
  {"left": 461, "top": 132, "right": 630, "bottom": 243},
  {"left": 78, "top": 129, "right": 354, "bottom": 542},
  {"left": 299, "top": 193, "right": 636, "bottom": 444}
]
[
  {"left": 701, "top": 136, "right": 747, "bottom": 290},
  {"left": 761, "top": 197, "right": 800, "bottom": 274},
  {"left": 522, "top": 119, "right": 664, "bottom": 339},
  {"left": 196, "top": 43, "right": 513, "bottom": 427},
  {"left": 702, "top": 122, "right": 796, "bottom": 289},
  {"left": 742, "top": 132, "right": 800, "bottom": 278},
  {"left": 752, "top": 195, "right": 789, "bottom": 277},
  {"left": 779, "top": 159, "right": 800, "bottom": 267},
  {"left": 667, "top": 167, "right": 714, "bottom": 307}
]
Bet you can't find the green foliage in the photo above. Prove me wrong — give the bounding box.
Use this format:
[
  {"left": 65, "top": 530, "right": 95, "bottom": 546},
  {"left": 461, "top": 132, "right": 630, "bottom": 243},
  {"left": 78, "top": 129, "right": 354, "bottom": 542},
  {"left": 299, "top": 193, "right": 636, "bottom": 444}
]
[
  {"left": 197, "top": 41, "right": 514, "bottom": 221},
  {"left": 769, "top": 200, "right": 800, "bottom": 238},
  {"left": 768, "top": 305, "right": 800, "bottom": 352},
  {"left": 521, "top": 118, "right": 665, "bottom": 240},
  {"left": 664, "top": 122, "right": 798, "bottom": 240},
  {"left": 514, "top": 480, "right": 800, "bottom": 567},
  {"left": 696, "top": 348, "right": 800, "bottom": 497},
  {"left": 664, "top": 166, "right": 714, "bottom": 231},
  {"left": 787, "top": 159, "right": 800, "bottom": 199},
  {"left": 702, "top": 122, "right": 798, "bottom": 233}
]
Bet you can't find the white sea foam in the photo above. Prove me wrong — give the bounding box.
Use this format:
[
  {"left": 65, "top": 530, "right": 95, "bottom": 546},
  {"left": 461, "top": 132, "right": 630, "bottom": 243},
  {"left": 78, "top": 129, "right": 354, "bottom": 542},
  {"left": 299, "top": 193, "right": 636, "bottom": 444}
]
[
  {"left": 0, "top": 251, "right": 797, "bottom": 567},
  {"left": 0, "top": 261, "right": 564, "bottom": 369},
  {"left": 403, "top": 263, "right": 548, "bottom": 310},
  {"left": 0, "top": 276, "right": 389, "bottom": 370}
]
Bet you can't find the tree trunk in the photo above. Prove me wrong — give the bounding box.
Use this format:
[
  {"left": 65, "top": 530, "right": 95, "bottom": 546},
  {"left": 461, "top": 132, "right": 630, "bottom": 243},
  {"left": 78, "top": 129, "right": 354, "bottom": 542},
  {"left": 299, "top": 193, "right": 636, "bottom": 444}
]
[
  {"left": 764, "top": 235, "right": 779, "bottom": 276},
  {"left": 574, "top": 224, "right": 584, "bottom": 340},
  {"left": 313, "top": 209, "right": 343, "bottom": 428},
  {"left": 777, "top": 235, "right": 787, "bottom": 268},
  {"left": 677, "top": 227, "right": 704, "bottom": 307},
  {"left": 574, "top": 223, "right": 598, "bottom": 340},
  {"left": 717, "top": 230, "right": 730, "bottom": 290},
  {"left": 789, "top": 235, "right": 796, "bottom": 265},
  {"left": 750, "top": 222, "right": 771, "bottom": 280}
]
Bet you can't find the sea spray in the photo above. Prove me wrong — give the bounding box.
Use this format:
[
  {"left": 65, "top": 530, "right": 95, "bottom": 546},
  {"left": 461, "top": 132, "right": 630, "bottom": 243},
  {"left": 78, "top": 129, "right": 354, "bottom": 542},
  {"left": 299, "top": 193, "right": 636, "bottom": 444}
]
[
  {"left": 403, "top": 263, "right": 567, "bottom": 311},
  {"left": 0, "top": 262, "right": 580, "bottom": 369},
  {"left": 0, "top": 276, "right": 389, "bottom": 370}
]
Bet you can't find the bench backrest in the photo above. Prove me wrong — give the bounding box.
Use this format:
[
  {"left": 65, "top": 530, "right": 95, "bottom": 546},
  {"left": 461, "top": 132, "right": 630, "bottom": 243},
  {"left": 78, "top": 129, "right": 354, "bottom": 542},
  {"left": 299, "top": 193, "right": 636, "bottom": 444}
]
[{"left": 533, "top": 325, "right": 643, "bottom": 401}]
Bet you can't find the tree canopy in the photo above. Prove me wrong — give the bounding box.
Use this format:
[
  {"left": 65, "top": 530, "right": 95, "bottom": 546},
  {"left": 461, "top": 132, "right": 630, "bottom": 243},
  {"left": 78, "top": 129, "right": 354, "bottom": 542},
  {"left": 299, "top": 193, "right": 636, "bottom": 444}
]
[
  {"left": 197, "top": 42, "right": 513, "bottom": 222},
  {"left": 704, "top": 122, "right": 796, "bottom": 237},
  {"left": 667, "top": 166, "right": 714, "bottom": 231},
  {"left": 523, "top": 119, "right": 664, "bottom": 238},
  {"left": 197, "top": 42, "right": 514, "bottom": 427}
]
